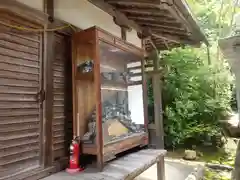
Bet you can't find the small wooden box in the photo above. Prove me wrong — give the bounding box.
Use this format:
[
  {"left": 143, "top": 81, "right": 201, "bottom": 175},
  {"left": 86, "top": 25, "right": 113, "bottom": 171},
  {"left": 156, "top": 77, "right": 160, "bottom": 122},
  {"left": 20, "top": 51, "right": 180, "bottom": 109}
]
[{"left": 72, "top": 26, "right": 148, "bottom": 170}]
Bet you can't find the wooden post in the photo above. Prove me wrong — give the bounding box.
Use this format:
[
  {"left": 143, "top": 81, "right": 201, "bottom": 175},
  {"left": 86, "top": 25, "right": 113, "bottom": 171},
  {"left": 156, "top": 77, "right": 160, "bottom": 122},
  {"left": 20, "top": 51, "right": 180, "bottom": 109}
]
[
  {"left": 95, "top": 36, "right": 104, "bottom": 171},
  {"left": 121, "top": 27, "right": 127, "bottom": 41},
  {"left": 157, "top": 156, "right": 165, "bottom": 180},
  {"left": 44, "top": 0, "right": 54, "bottom": 166},
  {"left": 142, "top": 40, "right": 149, "bottom": 145},
  {"left": 152, "top": 52, "right": 164, "bottom": 149}
]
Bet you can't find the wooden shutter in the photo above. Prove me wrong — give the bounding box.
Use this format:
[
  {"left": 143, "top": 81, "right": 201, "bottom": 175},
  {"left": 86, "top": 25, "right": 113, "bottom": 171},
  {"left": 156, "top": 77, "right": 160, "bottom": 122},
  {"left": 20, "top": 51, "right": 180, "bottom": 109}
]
[
  {"left": 0, "top": 12, "right": 43, "bottom": 177},
  {"left": 52, "top": 32, "right": 72, "bottom": 161}
]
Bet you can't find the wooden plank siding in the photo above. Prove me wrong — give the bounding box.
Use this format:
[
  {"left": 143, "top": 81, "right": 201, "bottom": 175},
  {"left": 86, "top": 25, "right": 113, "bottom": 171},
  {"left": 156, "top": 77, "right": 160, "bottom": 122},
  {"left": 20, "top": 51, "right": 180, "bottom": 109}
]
[
  {"left": 52, "top": 32, "right": 73, "bottom": 162},
  {"left": 0, "top": 11, "right": 43, "bottom": 178},
  {"left": 0, "top": 1, "right": 76, "bottom": 179}
]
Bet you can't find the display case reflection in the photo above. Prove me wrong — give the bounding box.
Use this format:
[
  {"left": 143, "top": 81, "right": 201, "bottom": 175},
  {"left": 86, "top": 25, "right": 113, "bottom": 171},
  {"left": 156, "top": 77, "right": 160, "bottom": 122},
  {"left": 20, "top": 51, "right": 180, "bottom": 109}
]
[{"left": 99, "top": 42, "right": 145, "bottom": 144}]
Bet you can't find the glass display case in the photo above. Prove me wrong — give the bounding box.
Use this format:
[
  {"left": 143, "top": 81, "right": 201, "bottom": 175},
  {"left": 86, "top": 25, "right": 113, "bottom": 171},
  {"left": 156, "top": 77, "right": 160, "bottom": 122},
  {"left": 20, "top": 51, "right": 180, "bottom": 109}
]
[
  {"left": 100, "top": 41, "right": 146, "bottom": 144},
  {"left": 72, "top": 27, "right": 148, "bottom": 170}
]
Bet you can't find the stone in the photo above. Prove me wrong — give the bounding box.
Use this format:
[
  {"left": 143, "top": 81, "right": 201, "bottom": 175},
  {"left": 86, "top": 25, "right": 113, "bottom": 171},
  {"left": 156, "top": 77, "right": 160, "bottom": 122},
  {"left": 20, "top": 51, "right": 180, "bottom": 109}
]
[
  {"left": 185, "top": 174, "right": 197, "bottom": 180},
  {"left": 206, "top": 163, "right": 233, "bottom": 171},
  {"left": 197, "top": 151, "right": 203, "bottom": 157},
  {"left": 184, "top": 150, "right": 197, "bottom": 160}
]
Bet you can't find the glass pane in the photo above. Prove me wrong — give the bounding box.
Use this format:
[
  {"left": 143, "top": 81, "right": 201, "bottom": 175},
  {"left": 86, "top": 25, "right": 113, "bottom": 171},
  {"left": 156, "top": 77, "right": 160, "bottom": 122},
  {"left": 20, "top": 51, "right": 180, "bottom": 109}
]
[{"left": 99, "top": 41, "right": 145, "bottom": 145}]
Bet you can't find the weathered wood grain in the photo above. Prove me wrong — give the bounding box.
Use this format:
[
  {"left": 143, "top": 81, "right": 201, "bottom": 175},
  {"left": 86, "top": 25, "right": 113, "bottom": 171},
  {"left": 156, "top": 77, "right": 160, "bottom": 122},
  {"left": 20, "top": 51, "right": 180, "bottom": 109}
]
[
  {"left": 43, "top": 149, "right": 166, "bottom": 180},
  {"left": 0, "top": 11, "right": 42, "bottom": 179}
]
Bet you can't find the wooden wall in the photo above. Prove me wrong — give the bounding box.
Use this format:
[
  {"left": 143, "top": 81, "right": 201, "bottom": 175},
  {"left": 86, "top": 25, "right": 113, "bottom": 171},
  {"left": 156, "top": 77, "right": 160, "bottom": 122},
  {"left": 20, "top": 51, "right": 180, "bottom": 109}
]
[
  {"left": 72, "top": 30, "right": 97, "bottom": 138},
  {"left": 0, "top": 11, "right": 43, "bottom": 179},
  {"left": 52, "top": 32, "right": 73, "bottom": 162},
  {"left": 0, "top": 1, "right": 74, "bottom": 179}
]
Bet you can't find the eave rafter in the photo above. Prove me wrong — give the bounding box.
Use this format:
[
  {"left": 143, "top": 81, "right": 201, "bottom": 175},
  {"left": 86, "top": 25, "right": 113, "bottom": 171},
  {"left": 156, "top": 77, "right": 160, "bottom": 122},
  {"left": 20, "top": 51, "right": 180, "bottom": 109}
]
[
  {"left": 88, "top": 0, "right": 142, "bottom": 31},
  {"left": 106, "top": 0, "right": 161, "bottom": 6},
  {"left": 116, "top": 8, "right": 171, "bottom": 19},
  {"left": 139, "top": 22, "right": 185, "bottom": 32},
  {"left": 88, "top": 0, "right": 204, "bottom": 50},
  {"left": 127, "top": 15, "right": 181, "bottom": 25}
]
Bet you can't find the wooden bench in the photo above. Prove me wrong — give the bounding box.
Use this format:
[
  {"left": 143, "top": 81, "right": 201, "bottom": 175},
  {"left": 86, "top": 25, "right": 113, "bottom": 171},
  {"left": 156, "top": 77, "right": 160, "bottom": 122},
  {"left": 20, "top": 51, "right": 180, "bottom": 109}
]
[{"left": 43, "top": 149, "right": 166, "bottom": 180}]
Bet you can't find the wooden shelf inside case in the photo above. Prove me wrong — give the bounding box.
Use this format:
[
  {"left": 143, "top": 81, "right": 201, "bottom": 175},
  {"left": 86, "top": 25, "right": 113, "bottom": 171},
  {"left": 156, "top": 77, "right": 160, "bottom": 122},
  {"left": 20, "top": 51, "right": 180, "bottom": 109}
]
[{"left": 101, "top": 80, "right": 127, "bottom": 91}]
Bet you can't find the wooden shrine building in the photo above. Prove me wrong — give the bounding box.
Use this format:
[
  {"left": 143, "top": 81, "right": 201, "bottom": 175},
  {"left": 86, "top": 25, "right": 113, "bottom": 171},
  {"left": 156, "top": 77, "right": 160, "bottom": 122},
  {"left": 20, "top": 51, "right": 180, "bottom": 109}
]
[{"left": 0, "top": 0, "right": 207, "bottom": 179}]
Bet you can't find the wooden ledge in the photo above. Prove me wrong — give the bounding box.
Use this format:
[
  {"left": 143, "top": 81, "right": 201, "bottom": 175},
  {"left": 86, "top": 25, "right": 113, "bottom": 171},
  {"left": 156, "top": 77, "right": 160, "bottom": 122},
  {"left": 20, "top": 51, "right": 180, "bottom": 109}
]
[{"left": 43, "top": 149, "right": 167, "bottom": 180}]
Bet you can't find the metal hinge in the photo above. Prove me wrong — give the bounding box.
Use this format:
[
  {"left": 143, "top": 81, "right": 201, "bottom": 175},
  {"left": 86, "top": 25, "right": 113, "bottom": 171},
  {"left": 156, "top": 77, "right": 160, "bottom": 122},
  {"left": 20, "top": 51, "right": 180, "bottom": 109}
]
[{"left": 35, "top": 89, "right": 46, "bottom": 103}]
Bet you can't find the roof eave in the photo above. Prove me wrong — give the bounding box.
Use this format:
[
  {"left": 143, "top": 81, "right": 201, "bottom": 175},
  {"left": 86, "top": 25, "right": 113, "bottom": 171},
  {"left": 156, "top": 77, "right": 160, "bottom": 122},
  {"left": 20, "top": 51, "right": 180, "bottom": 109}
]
[{"left": 88, "top": 0, "right": 208, "bottom": 50}]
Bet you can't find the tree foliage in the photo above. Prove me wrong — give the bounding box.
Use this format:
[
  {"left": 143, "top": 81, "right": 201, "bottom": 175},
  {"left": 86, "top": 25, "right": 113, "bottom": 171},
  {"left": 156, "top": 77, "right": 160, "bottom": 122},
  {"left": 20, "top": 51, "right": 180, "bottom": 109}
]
[
  {"left": 148, "top": 0, "right": 235, "bottom": 148},
  {"left": 161, "top": 48, "right": 232, "bottom": 148}
]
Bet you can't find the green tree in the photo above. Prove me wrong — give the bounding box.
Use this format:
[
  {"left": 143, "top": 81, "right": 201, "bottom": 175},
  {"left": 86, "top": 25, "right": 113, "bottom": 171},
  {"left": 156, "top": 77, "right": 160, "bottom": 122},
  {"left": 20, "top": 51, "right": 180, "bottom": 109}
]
[
  {"left": 148, "top": 0, "right": 235, "bottom": 148},
  {"left": 161, "top": 48, "right": 232, "bottom": 148}
]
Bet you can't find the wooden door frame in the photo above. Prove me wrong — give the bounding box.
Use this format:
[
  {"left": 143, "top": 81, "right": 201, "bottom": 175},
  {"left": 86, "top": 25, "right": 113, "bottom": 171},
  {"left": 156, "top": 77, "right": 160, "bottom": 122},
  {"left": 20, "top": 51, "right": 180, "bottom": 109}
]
[
  {"left": 43, "top": 0, "right": 79, "bottom": 167},
  {"left": 43, "top": 0, "right": 54, "bottom": 167}
]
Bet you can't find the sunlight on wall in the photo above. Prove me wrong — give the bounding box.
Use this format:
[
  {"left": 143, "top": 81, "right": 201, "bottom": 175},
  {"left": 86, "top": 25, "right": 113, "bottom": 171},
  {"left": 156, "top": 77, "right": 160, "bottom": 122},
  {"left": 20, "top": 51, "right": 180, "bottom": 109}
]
[{"left": 16, "top": 0, "right": 44, "bottom": 11}]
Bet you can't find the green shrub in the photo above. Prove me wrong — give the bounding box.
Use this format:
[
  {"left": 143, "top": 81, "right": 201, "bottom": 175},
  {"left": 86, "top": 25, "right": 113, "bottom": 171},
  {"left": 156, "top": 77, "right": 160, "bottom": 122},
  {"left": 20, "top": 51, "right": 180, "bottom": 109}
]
[{"left": 148, "top": 48, "right": 232, "bottom": 149}]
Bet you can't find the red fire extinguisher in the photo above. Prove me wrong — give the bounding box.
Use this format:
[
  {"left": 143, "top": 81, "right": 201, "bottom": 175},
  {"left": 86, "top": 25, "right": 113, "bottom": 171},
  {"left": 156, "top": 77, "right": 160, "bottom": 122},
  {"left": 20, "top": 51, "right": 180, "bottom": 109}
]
[{"left": 66, "top": 138, "right": 84, "bottom": 173}]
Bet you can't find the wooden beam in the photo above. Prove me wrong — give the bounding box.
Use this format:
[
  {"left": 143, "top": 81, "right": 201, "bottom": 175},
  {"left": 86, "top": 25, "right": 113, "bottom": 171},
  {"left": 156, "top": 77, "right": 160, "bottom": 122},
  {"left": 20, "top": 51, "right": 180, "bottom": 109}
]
[
  {"left": 153, "top": 51, "right": 158, "bottom": 70},
  {"left": 127, "top": 15, "right": 181, "bottom": 26},
  {"left": 44, "top": 0, "right": 54, "bottom": 167},
  {"left": 161, "top": 39, "right": 170, "bottom": 50},
  {"left": 141, "top": 28, "right": 182, "bottom": 44},
  {"left": 157, "top": 156, "right": 165, "bottom": 180},
  {"left": 145, "top": 37, "right": 158, "bottom": 51},
  {"left": 151, "top": 27, "right": 189, "bottom": 36},
  {"left": 152, "top": 52, "right": 164, "bottom": 149},
  {"left": 141, "top": 53, "right": 149, "bottom": 144},
  {"left": 121, "top": 26, "right": 127, "bottom": 40},
  {"left": 106, "top": 0, "right": 160, "bottom": 8},
  {"left": 151, "top": 32, "right": 179, "bottom": 44},
  {"left": 152, "top": 32, "right": 192, "bottom": 43},
  {"left": 88, "top": 0, "right": 142, "bottom": 32},
  {"left": 139, "top": 22, "right": 186, "bottom": 32},
  {"left": 106, "top": 0, "right": 190, "bottom": 34},
  {"left": 106, "top": 0, "right": 160, "bottom": 6},
  {"left": 88, "top": 0, "right": 200, "bottom": 47},
  {"left": 44, "top": 0, "right": 54, "bottom": 20},
  {"left": 118, "top": 7, "right": 170, "bottom": 18},
  {"left": 148, "top": 123, "right": 156, "bottom": 130},
  {"left": 145, "top": 64, "right": 154, "bottom": 68},
  {"left": 151, "top": 31, "right": 195, "bottom": 45},
  {"left": 146, "top": 70, "right": 164, "bottom": 76},
  {"left": 160, "top": 1, "right": 191, "bottom": 33},
  {"left": 113, "top": 0, "right": 192, "bottom": 36}
]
